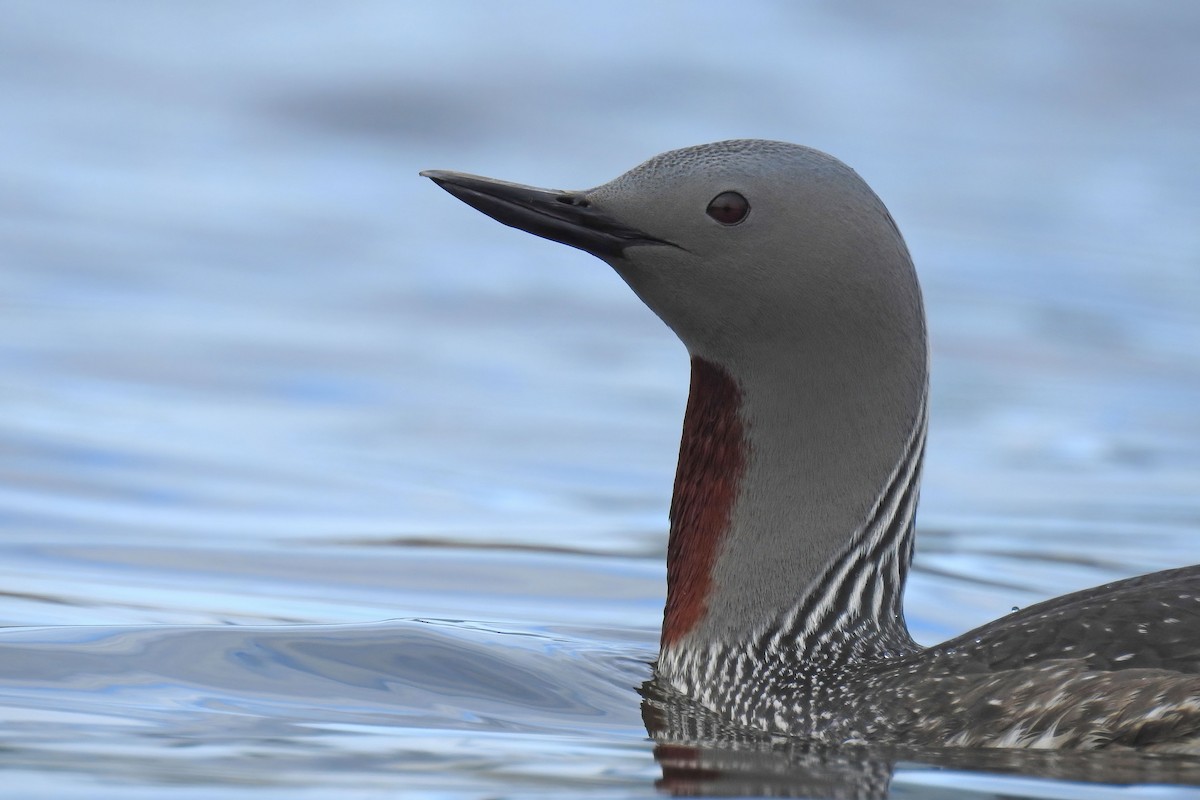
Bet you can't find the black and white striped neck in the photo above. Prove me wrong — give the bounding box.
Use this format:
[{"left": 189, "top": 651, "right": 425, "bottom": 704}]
[{"left": 658, "top": 386, "right": 928, "bottom": 735}]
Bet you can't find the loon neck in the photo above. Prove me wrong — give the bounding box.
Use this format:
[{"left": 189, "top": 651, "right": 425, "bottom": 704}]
[{"left": 662, "top": 329, "right": 928, "bottom": 660}]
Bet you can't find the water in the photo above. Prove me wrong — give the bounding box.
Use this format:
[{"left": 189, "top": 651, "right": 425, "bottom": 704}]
[{"left": 2, "top": 1, "right": 1199, "bottom": 797}]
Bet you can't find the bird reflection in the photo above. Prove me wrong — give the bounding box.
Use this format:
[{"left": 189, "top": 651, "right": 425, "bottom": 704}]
[{"left": 641, "top": 677, "right": 1200, "bottom": 798}]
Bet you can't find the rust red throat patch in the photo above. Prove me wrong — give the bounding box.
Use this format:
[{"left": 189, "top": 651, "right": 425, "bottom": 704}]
[{"left": 662, "top": 356, "right": 747, "bottom": 647}]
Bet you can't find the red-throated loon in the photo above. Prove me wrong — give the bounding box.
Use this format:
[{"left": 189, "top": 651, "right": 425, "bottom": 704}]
[{"left": 422, "top": 140, "right": 1200, "bottom": 750}]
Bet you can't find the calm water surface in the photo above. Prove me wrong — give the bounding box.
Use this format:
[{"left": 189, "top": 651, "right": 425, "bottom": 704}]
[{"left": 2, "top": 2, "right": 1200, "bottom": 797}]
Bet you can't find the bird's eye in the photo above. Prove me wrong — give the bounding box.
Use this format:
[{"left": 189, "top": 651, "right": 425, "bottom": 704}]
[{"left": 705, "top": 191, "right": 749, "bottom": 225}]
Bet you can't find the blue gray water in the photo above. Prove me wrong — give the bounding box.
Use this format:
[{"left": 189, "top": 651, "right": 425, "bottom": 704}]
[{"left": 2, "top": 2, "right": 1199, "bottom": 797}]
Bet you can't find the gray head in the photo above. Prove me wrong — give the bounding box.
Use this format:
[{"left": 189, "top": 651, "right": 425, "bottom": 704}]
[
  {"left": 425, "top": 141, "right": 920, "bottom": 370},
  {"left": 424, "top": 141, "right": 928, "bottom": 662}
]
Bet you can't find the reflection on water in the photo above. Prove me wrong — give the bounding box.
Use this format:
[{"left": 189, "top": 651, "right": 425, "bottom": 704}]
[
  {"left": 0, "top": 621, "right": 647, "bottom": 737},
  {"left": 643, "top": 672, "right": 1200, "bottom": 798},
  {"left": 0, "top": 620, "right": 656, "bottom": 794},
  {"left": 2, "top": 1, "right": 1199, "bottom": 797}
]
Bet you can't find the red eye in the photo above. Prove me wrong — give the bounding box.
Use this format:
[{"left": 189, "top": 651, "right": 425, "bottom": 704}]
[{"left": 705, "top": 191, "right": 749, "bottom": 225}]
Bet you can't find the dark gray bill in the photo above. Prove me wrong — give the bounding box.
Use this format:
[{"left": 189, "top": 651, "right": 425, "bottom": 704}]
[{"left": 421, "top": 170, "right": 676, "bottom": 260}]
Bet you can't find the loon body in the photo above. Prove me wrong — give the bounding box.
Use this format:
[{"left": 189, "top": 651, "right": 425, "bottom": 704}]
[{"left": 422, "top": 140, "right": 1200, "bottom": 750}]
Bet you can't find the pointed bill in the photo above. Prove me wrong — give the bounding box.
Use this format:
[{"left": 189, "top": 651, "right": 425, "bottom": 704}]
[{"left": 421, "top": 170, "right": 677, "bottom": 260}]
